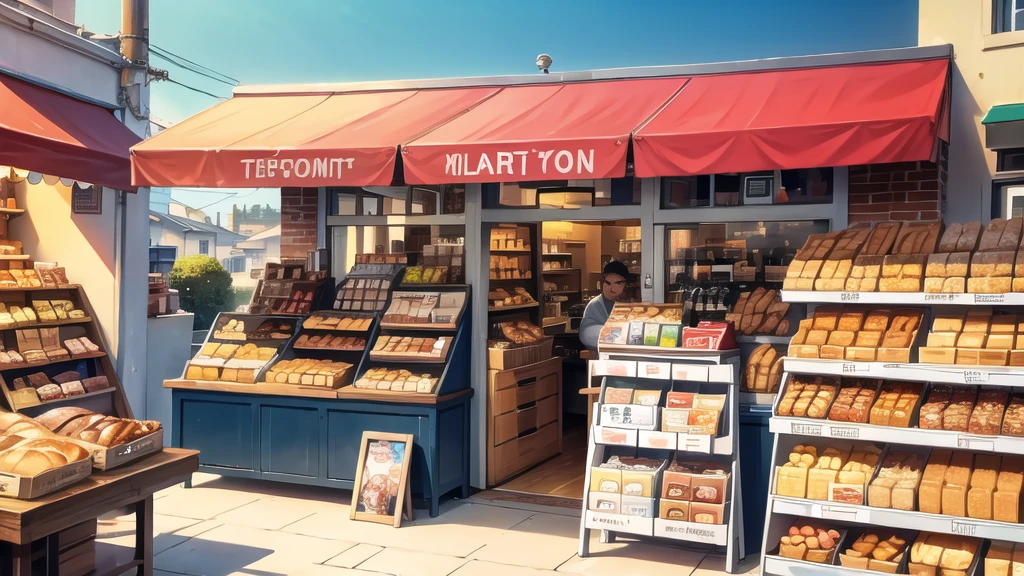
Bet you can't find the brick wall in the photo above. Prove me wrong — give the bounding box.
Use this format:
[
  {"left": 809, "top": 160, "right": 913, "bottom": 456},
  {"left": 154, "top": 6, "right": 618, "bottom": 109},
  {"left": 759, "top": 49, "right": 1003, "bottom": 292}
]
[
  {"left": 281, "top": 187, "right": 318, "bottom": 260},
  {"left": 848, "top": 142, "right": 949, "bottom": 225}
]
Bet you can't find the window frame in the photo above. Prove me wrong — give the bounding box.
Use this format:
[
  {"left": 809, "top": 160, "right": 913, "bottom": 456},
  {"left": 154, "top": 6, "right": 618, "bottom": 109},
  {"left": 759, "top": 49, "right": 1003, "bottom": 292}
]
[
  {"left": 198, "top": 240, "right": 210, "bottom": 255},
  {"left": 996, "top": 0, "right": 1024, "bottom": 32},
  {"left": 148, "top": 245, "right": 177, "bottom": 276}
]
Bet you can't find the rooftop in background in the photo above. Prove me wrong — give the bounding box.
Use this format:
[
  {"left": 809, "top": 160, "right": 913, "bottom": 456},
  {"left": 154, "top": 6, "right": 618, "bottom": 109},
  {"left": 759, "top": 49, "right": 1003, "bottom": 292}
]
[{"left": 149, "top": 210, "right": 246, "bottom": 242}]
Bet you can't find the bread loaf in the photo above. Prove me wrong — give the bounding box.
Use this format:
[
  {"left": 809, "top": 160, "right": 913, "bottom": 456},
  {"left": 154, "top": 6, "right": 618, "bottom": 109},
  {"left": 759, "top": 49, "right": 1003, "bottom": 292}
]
[
  {"left": 956, "top": 222, "right": 983, "bottom": 252},
  {"left": 937, "top": 224, "right": 963, "bottom": 252},
  {"left": 919, "top": 450, "right": 953, "bottom": 514},
  {"left": 35, "top": 407, "right": 161, "bottom": 447},
  {"left": 979, "top": 218, "right": 1008, "bottom": 252},
  {"left": 994, "top": 456, "right": 1024, "bottom": 523}
]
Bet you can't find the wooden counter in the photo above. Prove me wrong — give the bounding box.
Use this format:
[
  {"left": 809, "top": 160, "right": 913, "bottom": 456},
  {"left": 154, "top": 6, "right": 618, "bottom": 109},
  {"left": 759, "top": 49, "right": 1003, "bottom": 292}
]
[{"left": 0, "top": 448, "right": 198, "bottom": 575}]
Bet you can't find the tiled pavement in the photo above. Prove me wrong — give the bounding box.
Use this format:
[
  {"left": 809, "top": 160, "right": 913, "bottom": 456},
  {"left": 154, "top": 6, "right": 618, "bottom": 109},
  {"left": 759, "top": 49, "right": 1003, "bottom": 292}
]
[{"left": 100, "top": 473, "right": 760, "bottom": 576}]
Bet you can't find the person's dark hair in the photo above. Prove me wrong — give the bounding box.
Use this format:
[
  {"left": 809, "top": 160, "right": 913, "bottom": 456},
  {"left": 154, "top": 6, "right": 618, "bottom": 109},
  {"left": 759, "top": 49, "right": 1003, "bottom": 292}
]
[{"left": 602, "top": 260, "right": 630, "bottom": 279}]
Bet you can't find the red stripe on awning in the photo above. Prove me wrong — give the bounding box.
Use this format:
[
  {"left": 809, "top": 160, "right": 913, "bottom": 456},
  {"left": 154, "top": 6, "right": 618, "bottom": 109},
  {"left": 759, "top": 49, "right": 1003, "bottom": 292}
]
[
  {"left": 131, "top": 87, "right": 500, "bottom": 187},
  {"left": 402, "top": 78, "right": 688, "bottom": 184},
  {"left": 632, "top": 59, "right": 950, "bottom": 177},
  {"left": 0, "top": 74, "right": 141, "bottom": 190}
]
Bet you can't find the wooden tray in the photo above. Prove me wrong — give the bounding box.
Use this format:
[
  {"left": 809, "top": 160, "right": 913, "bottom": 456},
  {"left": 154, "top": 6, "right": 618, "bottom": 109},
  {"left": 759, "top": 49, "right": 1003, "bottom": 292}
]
[
  {"left": 370, "top": 336, "right": 453, "bottom": 364},
  {"left": 0, "top": 456, "right": 92, "bottom": 499},
  {"left": 67, "top": 429, "right": 164, "bottom": 471}
]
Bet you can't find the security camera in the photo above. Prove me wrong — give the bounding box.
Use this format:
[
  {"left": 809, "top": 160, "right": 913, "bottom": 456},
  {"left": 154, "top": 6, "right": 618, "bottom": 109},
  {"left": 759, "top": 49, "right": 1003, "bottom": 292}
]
[{"left": 536, "top": 54, "right": 552, "bottom": 74}]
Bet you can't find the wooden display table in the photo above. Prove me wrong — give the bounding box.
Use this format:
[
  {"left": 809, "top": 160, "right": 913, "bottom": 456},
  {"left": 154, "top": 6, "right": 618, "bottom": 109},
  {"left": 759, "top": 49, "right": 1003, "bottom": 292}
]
[{"left": 0, "top": 448, "right": 198, "bottom": 576}]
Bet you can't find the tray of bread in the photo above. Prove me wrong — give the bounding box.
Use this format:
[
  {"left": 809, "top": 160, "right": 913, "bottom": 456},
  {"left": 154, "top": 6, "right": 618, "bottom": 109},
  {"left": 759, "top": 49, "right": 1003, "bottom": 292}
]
[
  {"left": 185, "top": 343, "right": 278, "bottom": 383},
  {"left": 771, "top": 522, "right": 845, "bottom": 565},
  {"left": 0, "top": 268, "right": 43, "bottom": 289},
  {"left": 0, "top": 332, "right": 101, "bottom": 370},
  {"left": 334, "top": 275, "right": 393, "bottom": 312},
  {"left": 301, "top": 312, "right": 374, "bottom": 332},
  {"left": 262, "top": 358, "right": 354, "bottom": 389},
  {"left": 488, "top": 287, "right": 536, "bottom": 309},
  {"left": 35, "top": 406, "right": 162, "bottom": 470},
  {"left": 5, "top": 371, "right": 111, "bottom": 409},
  {"left": 212, "top": 315, "right": 296, "bottom": 342},
  {"left": 743, "top": 344, "right": 784, "bottom": 394},
  {"left": 381, "top": 290, "right": 466, "bottom": 329},
  {"left": 788, "top": 306, "right": 925, "bottom": 363},
  {"left": 352, "top": 367, "right": 440, "bottom": 394},
  {"left": 293, "top": 334, "right": 367, "bottom": 351},
  {"left": 0, "top": 300, "right": 85, "bottom": 329},
  {"left": 0, "top": 411, "right": 92, "bottom": 498},
  {"left": 403, "top": 265, "right": 449, "bottom": 285},
  {"left": 370, "top": 335, "right": 452, "bottom": 363},
  {"left": 727, "top": 289, "right": 791, "bottom": 336}
]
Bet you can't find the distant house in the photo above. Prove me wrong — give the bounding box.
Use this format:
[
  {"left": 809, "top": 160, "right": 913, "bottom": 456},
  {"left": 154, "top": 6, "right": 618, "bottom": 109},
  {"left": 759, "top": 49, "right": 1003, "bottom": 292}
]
[
  {"left": 149, "top": 210, "right": 247, "bottom": 275},
  {"left": 231, "top": 224, "right": 281, "bottom": 287}
]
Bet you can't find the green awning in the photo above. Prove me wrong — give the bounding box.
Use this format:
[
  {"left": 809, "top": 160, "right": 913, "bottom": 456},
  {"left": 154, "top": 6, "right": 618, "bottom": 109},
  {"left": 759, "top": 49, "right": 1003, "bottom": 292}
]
[{"left": 982, "top": 103, "right": 1024, "bottom": 125}]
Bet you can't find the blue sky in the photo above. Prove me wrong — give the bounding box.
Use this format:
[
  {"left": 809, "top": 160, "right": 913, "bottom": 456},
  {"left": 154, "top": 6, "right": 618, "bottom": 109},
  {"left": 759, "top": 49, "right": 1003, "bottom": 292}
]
[{"left": 77, "top": 0, "right": 919, "bottom": 215}]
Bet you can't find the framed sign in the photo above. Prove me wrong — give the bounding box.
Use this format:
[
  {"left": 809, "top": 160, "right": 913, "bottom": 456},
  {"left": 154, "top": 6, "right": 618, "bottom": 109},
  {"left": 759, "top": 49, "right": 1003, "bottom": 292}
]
[
  {"left": 742, "top": 173, "right": 774, "bottom": 205},
  {"left": 350, "top": 432, "right": 414, "bottom": 527},
  {"left": 72, "top": 183, "right": 102, "bottom": 214}
]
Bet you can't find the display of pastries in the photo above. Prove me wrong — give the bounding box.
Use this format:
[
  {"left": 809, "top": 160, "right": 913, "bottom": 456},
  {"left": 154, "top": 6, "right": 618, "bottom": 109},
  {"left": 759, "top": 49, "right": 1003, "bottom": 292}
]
[
  {"left": 186, "top": 342, "right": 278, "bottom": 383},
  {"left": 488, "top": 286, "right": 536, "bottom": 308},
  {"left": 776, "top": 376, "right": 839, "bottom": 419},
  {"left": 909, "top": 532, "right": 980, "bottom": 575},
  {"left": 867, "top": 450, "right": 925, "bottom": 510},
  {"left": 827, "top": 378, "right": 879, "bottom": 423},
  {"left": 334, "top": 275, "right": 391, "bottom": 312},
  {"left": 726, "top": 288, "right": 790, "bottom": 336},
  {"left": 36, "top": 407, "right": 160, "bottom": 447},
  {"left": 302, "top": 313, "right": 373, "bottom": 331},
  {"left": 838, "top": 530, "right": 909, "bottom": 571},
  {"left": 293, "top": 334, "right": 366, "bottom": 351},
  {"left": 370, "top": 335, "right": 450, "bottom": 360},
  {"left": 382, "top": 291, "right": 466, "bottom": 327},
  {"left": 788, "top": 307, "right": 922, "bottom": 362},
  {"left": 403, "top": 265, "right": 449, "bottom": 284},
  {"left": 776, "top": 523, "right": 841, "bottom": 563},
  {"left": 353, "top": 367, "right": 438, "bottom": 394},
  {"left": 262, "top": 358, "right": 353, "bottom": 388}
]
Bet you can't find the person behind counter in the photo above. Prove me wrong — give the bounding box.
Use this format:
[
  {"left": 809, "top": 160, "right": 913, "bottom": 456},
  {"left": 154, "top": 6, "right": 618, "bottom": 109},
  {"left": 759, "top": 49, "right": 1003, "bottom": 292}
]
[{"left": 579, "top": 260, "right": 630, "bottom": 351}]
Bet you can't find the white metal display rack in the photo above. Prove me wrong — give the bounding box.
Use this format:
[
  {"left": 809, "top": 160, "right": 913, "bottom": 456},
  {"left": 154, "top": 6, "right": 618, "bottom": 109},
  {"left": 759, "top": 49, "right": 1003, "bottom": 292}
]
[
  {"left": 759, "top": 289, "right": 1024, "bottom": 575},
  {"left": 577, "top": 348, "right": 746, "bottom": 573}
]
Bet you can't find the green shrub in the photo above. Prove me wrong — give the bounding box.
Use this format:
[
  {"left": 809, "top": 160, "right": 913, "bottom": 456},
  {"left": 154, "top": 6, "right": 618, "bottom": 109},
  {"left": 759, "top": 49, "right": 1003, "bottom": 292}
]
[{"left": 169, "top": 256, "right": 232, "bottom": 330}]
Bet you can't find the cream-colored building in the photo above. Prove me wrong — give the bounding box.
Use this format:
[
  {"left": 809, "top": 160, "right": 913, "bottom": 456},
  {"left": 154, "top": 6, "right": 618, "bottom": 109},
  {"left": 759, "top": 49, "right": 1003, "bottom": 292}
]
[{"left": 920, "top": 0, "right": 1024, "bottom": 223}]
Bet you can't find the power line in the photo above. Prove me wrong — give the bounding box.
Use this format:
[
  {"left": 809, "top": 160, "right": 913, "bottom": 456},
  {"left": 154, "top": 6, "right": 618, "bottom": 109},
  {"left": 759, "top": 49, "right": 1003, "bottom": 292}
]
[
  {"left": 151, "top": 44, "right": 240, "bottom": 85},
  {"left": 151, "top": 50, "right": 238, "bottom": 87},
  {"left": 164, "top": 78, "right": 229, "bottom": 100}
]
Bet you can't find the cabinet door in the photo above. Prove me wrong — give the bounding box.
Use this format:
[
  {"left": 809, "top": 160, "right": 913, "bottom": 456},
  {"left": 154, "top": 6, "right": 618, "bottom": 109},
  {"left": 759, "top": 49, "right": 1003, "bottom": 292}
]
[
  {"left": 261, "top": 405, "right": 320, "bottom": 478},
  {"left": 326, "top": 410, "right": 425, "bottom": 484},
  {"left": 180, "top": 399, "right": 255, "bottom": 470}
]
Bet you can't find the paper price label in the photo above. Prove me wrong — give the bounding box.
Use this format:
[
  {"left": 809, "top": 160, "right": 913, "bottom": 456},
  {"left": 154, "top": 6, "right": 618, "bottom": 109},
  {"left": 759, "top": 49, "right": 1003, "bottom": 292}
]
[
  {"left": 951, "top": 519, "right": 978, "bottom": 537},
  {"left": 974, "top": 293, "right": 1005, "bottom": 304},
  {"left": 842, "top": 363, "right": 868, "bottom": 374},
  {"left": 957, "top": 435, "right": 995, "bottom": 451},
  {"left": 925, "top": 293, "right": 957, "bottom": 302},
  {"left": 816, "top": 505, "right": 863, "bottom": 522},
  {"left": 791, "top": 423, "right": 823, "bottom": 436},
  {"left": 964, "top": 370, "right": 989, "bottom": 384},
  {"left": 840, "top": 292, "right": 860, "bottom": 302},
  {"left": 829, "top": 426, "right": 861, "bottom": 439}
]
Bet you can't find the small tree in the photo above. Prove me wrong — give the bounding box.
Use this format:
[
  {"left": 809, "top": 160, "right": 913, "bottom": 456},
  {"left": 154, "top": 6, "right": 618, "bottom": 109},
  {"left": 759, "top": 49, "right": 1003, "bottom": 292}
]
[{"left": 169, "top": 255, "right": 233, "bottom": 330}]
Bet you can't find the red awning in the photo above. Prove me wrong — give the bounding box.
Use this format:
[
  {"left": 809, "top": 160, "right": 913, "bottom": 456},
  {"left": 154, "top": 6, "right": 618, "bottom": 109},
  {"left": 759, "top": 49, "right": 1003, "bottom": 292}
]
[
  {"left": 0, "top": 74, "right": 141, "bottom": 190},
  {"left": 632, "top": 59, "right": 950, "bottom": 177},
  {"left": 131, "top": 87, "right": 500, "bottom": 187},
  {"left": 401, "top": 78, "right": 688, "bottom": 184}
]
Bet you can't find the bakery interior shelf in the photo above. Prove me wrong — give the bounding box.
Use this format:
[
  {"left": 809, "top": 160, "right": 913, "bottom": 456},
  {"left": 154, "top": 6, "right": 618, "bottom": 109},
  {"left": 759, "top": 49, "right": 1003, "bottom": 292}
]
[
  {"left": 17, "top": 385, "right": 116, "bottom": 410},
  {"left": 770, "top": 414, "right": 1024, "bottom": 456},
  {"left": 781, "top": 290, "right": 1024, "bottom": 306},
  {"left": 0, "top": 284, "right": 82, "bottom": 293},
  {"left": 0, "top": 316, "right": 94, "bottom": 330},
  {"left": 164, "top": 378, "right": 340, "bottom": 399},
  {"left": 770, "top": 494, "right": 1024, "bottom": 542},
  {"left": 487, "top": 302, "right": 539, "bottom": 313},
  {"left": 0, "top": 207, "right": 25, "bottom": 215},
  {"left": 491, "top": 249, "right": 533, "bottom": 254},
  {"left": 0, "top": 255, "right": 31, "bottom": 261},
  {"left": 542, "top": 268, "right": 581, "bottom": 275},
  {"left": 0, "top": 350, "right": 106, "bottom": 372},
  {"left": 578, "top": 349, "right": 746, "bottom": 573},
  {"left": 784, "top": 357, "right": 1024, "bottom": 386}
]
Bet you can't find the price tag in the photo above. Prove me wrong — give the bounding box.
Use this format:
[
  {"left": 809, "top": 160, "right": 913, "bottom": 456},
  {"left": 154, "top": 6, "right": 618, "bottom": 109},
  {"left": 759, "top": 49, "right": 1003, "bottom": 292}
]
[
  {"left": 974, "top": 293, "right": 1006, "bottom": 304},
  {"left": 842, "top": 363, "right": 868, "bottom": 375},
  {"left": 957, "top": 435, "right": 995, "bottom": 451},
  {"left": 964, "top": 370, "right": 989, "bottom": 384},
  {"left": 792, "top": 423, "right": 823, "bottom": 436},
  {"left": 840, "top": 292, "right": 860, "bottom": 302},
  {"left": 951, "top": 519, "right": 978, "bottom": 537},
  {"left": 817, "top": 505, "right": 862, "bottom": 522},
  {"left": 924, "top": 293, "right": 957, "bottom": 302},
  {"left": 829, "top": 426, "right": 861, "bottom": 439},
  {"left": 677, "top": 433, "right": 713, "bottom": 454}
]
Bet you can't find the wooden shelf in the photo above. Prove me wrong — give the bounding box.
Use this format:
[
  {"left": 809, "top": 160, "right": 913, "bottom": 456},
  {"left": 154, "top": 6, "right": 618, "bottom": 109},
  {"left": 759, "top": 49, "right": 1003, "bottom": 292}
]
[
  {"left": 335, "top": 386, "right": 472, "bottom": 405},
  {"left": 488, "top": 302, "right": 539, "bottom": 312},
  {"left": 542, "top": 268, "right": 580, "bottom": 274},
  {"left": 25, "top": 386, "right": 116, "bottom": 409},
  {"left": 0, "top": 350, "right": 105, "bottom": 372},
  {"left": 0, "top": 284, "right": 80, "bottom": 293},
  {"left": 542, "top": 253, "right": 573, "bottom": 257},
  {"left": 0, "top": 255, "right": 31, "bottom": 261},
  {"left": 292, "top": 345, "right": 365, "bottom": 353},
  {"left": 0, "top": 317, "right": 93, "bottom": 330},
  {"left": 163, "top": 378, "right": 340, "bottom": 399},
  {"left": 0, "top": 208, "right": 25, "bottom": 216},
  {"left": 488, "top": 277, "right": 534, "bottom": 282},
  {"left": 491, "top": 249, "right": 532, "bottom": 254}
]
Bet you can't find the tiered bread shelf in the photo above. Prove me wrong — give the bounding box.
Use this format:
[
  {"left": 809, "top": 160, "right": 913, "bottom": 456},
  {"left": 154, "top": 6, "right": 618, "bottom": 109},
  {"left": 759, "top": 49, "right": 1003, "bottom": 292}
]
[
  {"left": 577, "top": 348, "right": 746, "bottom": 573},
  {"left": 759, "top": 288, "right": 1024, "bottom": 575}
]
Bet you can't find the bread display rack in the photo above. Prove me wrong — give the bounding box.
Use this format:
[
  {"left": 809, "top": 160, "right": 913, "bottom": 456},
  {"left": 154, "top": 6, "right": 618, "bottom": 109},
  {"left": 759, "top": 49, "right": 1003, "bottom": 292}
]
[
  {"left": 577, "top": 347, "right": 746, "bottom": 574},
  {"left": 338, "top": 284, "right": 471, "bottom": 401},
  {"left": 759, "top": 288, "right": 1024, "bottom": 575}
]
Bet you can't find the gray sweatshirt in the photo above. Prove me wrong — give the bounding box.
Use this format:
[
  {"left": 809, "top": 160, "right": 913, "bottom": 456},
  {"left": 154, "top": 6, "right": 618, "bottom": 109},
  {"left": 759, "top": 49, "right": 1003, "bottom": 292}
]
[{"left": 579, "top": 295, "right": 615, "bottom": 351}]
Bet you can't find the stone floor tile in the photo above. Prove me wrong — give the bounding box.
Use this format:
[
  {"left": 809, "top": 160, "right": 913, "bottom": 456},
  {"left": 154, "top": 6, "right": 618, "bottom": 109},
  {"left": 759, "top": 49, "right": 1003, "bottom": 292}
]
[
  {"left": 469, "top": 514, "right": 580, "bottom": 570},
  {"left": 556, "top": 536, "right": 705, "bottom": 576},
  {"left": 97, "top": 513, "right": 202, "bottom": 556},
  {"left": 356, "top": 547, "right": 468, "bottom": 576},
  {"left": 154, "top": 524, "right": 355, "bottom": 576},
  {"left": 450, "top": 560, "right": 561, "bottom": 576},
  {"left": 691, "top": 554, "right": 760, "bottom": 575},
  {"left": 154, "top": 487, "right": 261, "bottom": 520},
  {"left": 284, "top": 502, "right": 533, "bottom": 557},
  {"left": 286, "top": 565, "right": 391, "bottom": 576},
  {"left": 172, "top": 519, "right": 223, "bottom": 538},
  {"left": 325, "top": 543, "right": 385, "bottom": 568},
  {"left": 215, "top": 496, "right": 325, "bottom": 530}
]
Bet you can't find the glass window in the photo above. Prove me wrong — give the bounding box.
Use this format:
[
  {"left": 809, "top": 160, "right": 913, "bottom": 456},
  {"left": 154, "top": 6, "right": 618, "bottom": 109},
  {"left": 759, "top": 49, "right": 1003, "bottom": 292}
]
[
  {"left": 998, "top": 148, "right": 1024, "bottom": 172},
  {"left": 442, "top": 184, "right": 466, "bottom": 214},
  {"left": 781, "top": 168, "right": 833, "bottom": 204},
  {"left": 662, "top": 220, "right": 831, "bottom": 302},
  {"left": 148, "top": 246, "right": 176, "bottom": 276},
  {"left": 714, "top": 174, "right": 741, "bottom": 206},
  {"left": 330, "top": 186, "right": 463, "bottom": 216},
  {"left": 344, "top": 224, "right": 466, "bottom": 283},
  {"left": 198, "top": 240, "right": 209, "bottom": 255},
  {"left": 997, "top": 0, "right": 1024, "bottom": 32},
  {"left": 660, "top": 176, "right": 711, "bottom": 208},
  {"left": 483, "top": 178, "right": 640, "bottom": 208}
]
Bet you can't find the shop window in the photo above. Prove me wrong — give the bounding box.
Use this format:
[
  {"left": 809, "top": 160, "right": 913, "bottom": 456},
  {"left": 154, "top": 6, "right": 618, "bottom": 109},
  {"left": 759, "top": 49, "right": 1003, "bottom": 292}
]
[
  {"left": 483, "top": 178, "right": 639, "bottom": 209},
  {"left": 663, "top": 220, "right": 830, "bottom": 301},
  {"left": 995, "top": 180, "right": 1024, "bottom": 219},
  {"left": 441, "top": 184, "right": 466, "bottom": 214},
  {"left": 198, "top": 240, "right": 210, "bottom": 255},
  {"left": 347, "top": 224, "right": 466, "bottom": 283},
  {"left": 996, "top": 0, "right": 1024, "bottom": 32},
  {"left": 222, "top": 257, "right": 246, "bottom": 274},
  {"left": 998, "top": 148, "right": 1024, "bottom": 172},
  {"left": 781, "top": 168, "right": 833, "bottom": 204},
  {"left": 660, "top": 176, "right": 711, "bottom": 208},
  {"left": 149, "top": 246, "right": 176, "bottom": 276},
  {"left": 714, "top": 174, "right": 741, "bottom": 206},
  {"left": 330, "top": 185, "right": 459, "bottom": 216}
]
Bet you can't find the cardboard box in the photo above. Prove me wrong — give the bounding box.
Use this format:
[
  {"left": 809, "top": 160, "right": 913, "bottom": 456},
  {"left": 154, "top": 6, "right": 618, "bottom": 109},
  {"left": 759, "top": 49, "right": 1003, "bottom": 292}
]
[
  {"left": 590, "top": 467, "right": 622, "bottom": 494},
  {"left": 691, "top": 474, "right": 728, "bottom": 505},
  {"left": 620, "top": 495, "right": 655, "bottom": 518},
  {"left": 658, "top": 499, "right": 689, "bottom": 520},
  {"left": 601, "top": 404, "right": 656, "bottom": 429},
  {"left": 588, "top": 492, "right": 620, "bottom": 513},
  {"left": 689, "top": 502, "right": 726, "bottom": 524},
  {"left": 0, "top": 457, "right": 92, "bottom": 499}
]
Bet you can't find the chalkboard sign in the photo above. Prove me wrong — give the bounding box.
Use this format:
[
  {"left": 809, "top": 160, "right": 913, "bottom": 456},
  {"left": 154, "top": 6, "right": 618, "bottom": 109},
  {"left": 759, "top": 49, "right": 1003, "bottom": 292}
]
[{"left": 72, "top": 183, "right": 102, "bottom": 214}]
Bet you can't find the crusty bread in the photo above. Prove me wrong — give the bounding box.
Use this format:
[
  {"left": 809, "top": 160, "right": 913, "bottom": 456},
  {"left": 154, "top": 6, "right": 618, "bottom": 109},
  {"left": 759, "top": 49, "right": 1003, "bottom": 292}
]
[
  {"left": 36, "top": 407, "right": 91, "bottom": 433},
  {"left": 0, "top": 437, "right": 88, "bottom": 476},
  {"left": 37, "top": 408, "right": 161, "bottom": 448}
]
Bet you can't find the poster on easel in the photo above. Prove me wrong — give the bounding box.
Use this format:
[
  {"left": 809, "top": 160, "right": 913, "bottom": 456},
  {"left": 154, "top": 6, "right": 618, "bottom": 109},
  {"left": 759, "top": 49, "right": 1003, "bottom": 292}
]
[{"left": 350, "top": 431, "right": 414, "bottom": 527}]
